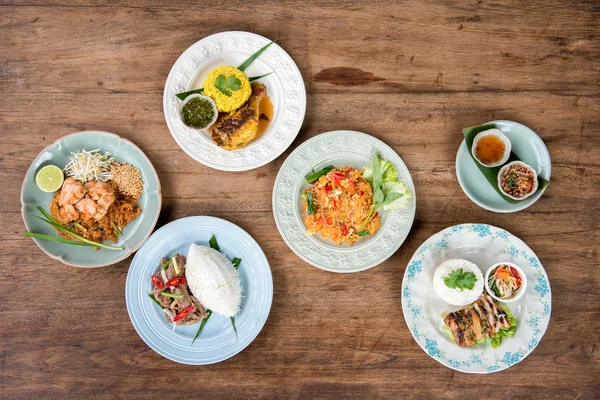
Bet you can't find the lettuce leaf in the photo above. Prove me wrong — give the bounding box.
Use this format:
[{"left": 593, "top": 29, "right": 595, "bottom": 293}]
[
  {"left": 486, "top": 304, "right": 517, "bottom": 349},
  {"left": 363, "top": 153, "right": 412, "bottom": 211}
]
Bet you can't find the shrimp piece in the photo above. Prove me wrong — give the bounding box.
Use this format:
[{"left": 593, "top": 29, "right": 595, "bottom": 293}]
[
  {"left": 57, "top": 178, "right": 87, "bottom": 206},
  {"left": 74, "top": 197, "right": 101, "bottom": 221},
  {"left": 56, "top": 204, "right": 79, "bottom": 224},
  {"left": 86, "top": 181, "right": 116, "bottom": 212}
]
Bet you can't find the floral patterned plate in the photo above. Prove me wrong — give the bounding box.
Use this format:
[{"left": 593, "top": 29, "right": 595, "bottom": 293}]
[{"left": 401, "top": 224, "right": 551, "bottom": 373}]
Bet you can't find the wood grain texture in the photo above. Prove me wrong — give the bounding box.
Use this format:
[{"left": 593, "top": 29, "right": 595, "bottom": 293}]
[{"left": 1, "top": 0, "right": 599, "bottom": 399}]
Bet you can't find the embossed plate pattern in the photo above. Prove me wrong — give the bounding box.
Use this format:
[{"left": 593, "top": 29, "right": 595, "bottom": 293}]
[
  {"left": 272, "top": 130, "right": 416, "bottom": 273},
  {"left": 163, "top": 31, "right": 306, "bottom": 171},
  {"left": 401, "top": 224, "right": 551, "bottom": 373}
]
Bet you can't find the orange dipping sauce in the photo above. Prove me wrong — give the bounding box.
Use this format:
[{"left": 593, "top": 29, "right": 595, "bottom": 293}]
[
  {"left": 256, "top": 95, "right": 274, "bottom": 138},
  {"left": 475, "top": 135, "right": 506, "bottom": 164}
]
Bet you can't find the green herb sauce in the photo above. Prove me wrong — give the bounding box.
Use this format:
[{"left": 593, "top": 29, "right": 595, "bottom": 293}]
[{"left": 181, "top": 97, "right": 215, "bottom": 128}]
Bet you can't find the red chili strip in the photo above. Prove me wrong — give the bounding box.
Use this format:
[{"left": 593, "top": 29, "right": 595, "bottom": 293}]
[
  {"left": 151, "top": 275, "right": 164, "bottom": 290},
  {"left": 172, "top": 306, "right": 195, "bottom": 322},
  {"left": 165, "top": 277, "right": 186, "bottom": 287}
]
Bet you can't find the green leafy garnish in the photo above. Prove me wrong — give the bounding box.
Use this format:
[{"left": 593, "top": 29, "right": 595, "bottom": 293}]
[
  {"left": 486, "top": 305, "right": 517, "bottom": 348},
  {"left": 148, "top": 293, "right": 163, "bottom": 308},
  {"left": 230, "top": 316, "right": 238, "bottom": 337},
  {"left": 209, "top": 234, "right": 220, "bottom": 251},
  {"left": 232, "top": 257, "right": 242, "bottom": 269},
  {"left": 73, "top": 222, "right": 87, "bottom": 232},
  {"left": 306, "top": 191, "right": 315, "bottom": 215},
  {"left": 305, "top": 165, "right": 334, "bottom": 183},
  {"left": 248, "top": 72, "right": 272, "bottom": 82},
  {"left": 444, "top": 268, "right": 477, "bottom": 291},
  {"left": 27, "top": 206, "right": 123, "bottom": 251},
  {"left": 507, "top": 174, "right": 518, "bottom": 189},
  {"left": 463, "top": 123, "right": 549, "bottom": 204},
  {"left": 160, "top": 292, "right": 184, "bottom": 299},
  {"left": 24, "top": 232, "right": 94, "bottom": 246},
  {"left": 111, "top": 221, "right": 121, "bottom": 237},
  {"left": 192, "top": 310, "right": 212, "bottom": 345},
  {"left": 175, "top": 73, "right": 272, "bottom": 100},
  {"left": 172, "top": 256, "right": 180, "bottom": 275},
  {"left": 360, "top": 152, "right": 412, "bottom": 228},
  {"left": 356, "top": 230, "right": 370, "bottom": 237},
  {"left": 237, "top": 40, "right": 275, "bottom": 72},
  {"left": 214, "top": 74, "right": 242, "bottom": 97}
]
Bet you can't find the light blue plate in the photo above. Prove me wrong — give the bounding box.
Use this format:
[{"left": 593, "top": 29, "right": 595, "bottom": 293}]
[
  {"left": 125, "top": 216, "right": 273, "bottom": 365},
  {"left": 21, "top": 131, "right": 162, "bottom": 267},
  {"left": 456, "top": 120, "right": 551, "bottom": 213}
]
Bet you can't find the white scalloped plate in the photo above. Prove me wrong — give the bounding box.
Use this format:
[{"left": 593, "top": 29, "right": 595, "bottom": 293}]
[
  {"left": 163, "top": 31, "right": 306, "bottom": 171},
  {"left": 272, "top": 130, "right": 416, "bottom": 273}
]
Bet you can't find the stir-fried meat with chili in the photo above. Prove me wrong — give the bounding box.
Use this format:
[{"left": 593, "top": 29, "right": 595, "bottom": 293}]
[{"left": 151, "top": 255, "right": 208, "bottom": 326}]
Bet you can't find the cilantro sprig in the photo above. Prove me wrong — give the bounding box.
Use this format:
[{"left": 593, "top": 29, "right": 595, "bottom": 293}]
[
  {"left": 444, "top": 268, "right": 477, "bottom": 291},
  {"left": 214, "top": 74, "right": 242, "bottom": 97}
]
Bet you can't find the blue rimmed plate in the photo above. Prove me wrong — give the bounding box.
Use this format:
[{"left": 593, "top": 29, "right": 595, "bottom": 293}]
[
  {"left": 125, "top": 216, "right": 273, "bottom": 365},
  {"left": 456, "top": 120, "right": 551, "bottom": 213},
  {"left": 401, "top": 224, "right": 551, "bottom": 373},
  {"left": 21, "top": 131, "right": 162, "bottom": 268}
]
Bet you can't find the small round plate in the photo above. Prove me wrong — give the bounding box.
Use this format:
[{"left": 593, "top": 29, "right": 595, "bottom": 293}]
[
  {"left": 125, "top": 216, "right": 273, "bottom": 365},
  {"left": 401, "top": 224, "right": 551, "bottom": 373},
  {"left": 456, "top": 120, "right": 551, "bottom": 213},
  {"left": 163, "top": 31, "right": 306, "bottom": 171},
  {"left": 272, "top": 130, "right": 416, "bottom": 273},
  {"left": 21, "top": 131, "right": 162, "bottom": 268}
]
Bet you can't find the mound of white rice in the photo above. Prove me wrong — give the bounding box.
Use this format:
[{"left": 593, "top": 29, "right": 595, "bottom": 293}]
[
  {"left": 433, "top": 258, "right": 483, "bottom": 306},
  {"left": 185, "top": 244, "right": 242, "bottom": 317}
]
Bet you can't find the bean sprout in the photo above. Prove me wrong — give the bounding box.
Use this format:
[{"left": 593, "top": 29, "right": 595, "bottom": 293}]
[{"left": 63, "top": 149, "right": 115, "bottom": 183}]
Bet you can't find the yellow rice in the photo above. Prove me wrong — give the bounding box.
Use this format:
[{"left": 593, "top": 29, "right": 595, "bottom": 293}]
[{"left": 203, "top": 66, "right": 251, "bottom": 113}]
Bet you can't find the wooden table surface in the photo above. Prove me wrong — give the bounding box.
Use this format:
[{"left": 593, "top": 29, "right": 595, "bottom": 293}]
[{"left": 1, "top": 1, "right": 599, "bottom": 399}]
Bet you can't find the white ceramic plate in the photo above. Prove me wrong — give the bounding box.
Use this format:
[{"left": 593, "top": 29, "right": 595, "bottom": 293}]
[
  {"left": 163, "top": 31, "right": 306, "bottom": 171},
  {"left": 272, "top": 130, "right": 416, "bottom": 273},
  {"left": 401, "top": 224, "right": 551, "bottom": 373},
  {"left": 456, "top": 120, "right": 551, "bottom": 213},
  {"left": 126, "top": 216, "right": 273, "bottom": 365}
]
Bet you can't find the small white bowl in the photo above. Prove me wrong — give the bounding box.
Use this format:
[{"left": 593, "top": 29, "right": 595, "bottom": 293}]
[
  {"left": 484, "top": 262, "right": 527, "bottom": 303},
  {"left": 471, "top": 128, "right": 511, "bottom": 167},
  {"left": 497, "top": 161, "right": 538, "bottom": 201},
  {"left": 179, "top": 94, "right": 218, "bottom": 130}
]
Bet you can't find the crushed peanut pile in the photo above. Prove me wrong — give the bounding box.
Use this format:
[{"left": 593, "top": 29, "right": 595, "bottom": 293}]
[{"left": 110, "top": 162, "right": 143, "bottom": 200}]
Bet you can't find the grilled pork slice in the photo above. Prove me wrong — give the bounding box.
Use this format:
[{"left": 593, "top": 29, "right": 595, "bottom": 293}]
[{"left": 444, "top": 293, "right": 511, "bottom": 347}]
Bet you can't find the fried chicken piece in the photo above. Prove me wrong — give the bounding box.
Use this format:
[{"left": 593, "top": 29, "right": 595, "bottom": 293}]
[
  {"left": 57, "top": 177, "right": 87, "bottom": 206},
  {"left": 210, "top": 83, "right": 267, "bottom": 150}
]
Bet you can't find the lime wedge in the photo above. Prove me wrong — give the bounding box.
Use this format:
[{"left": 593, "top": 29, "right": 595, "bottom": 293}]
[{"left": 35, "top": 165, "right": 64, "bottom": 192}]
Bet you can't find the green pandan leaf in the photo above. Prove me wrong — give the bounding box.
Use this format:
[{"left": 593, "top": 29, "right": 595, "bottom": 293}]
[{"left": 463, "top": 123, "right": 549, "bottom": 204}]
